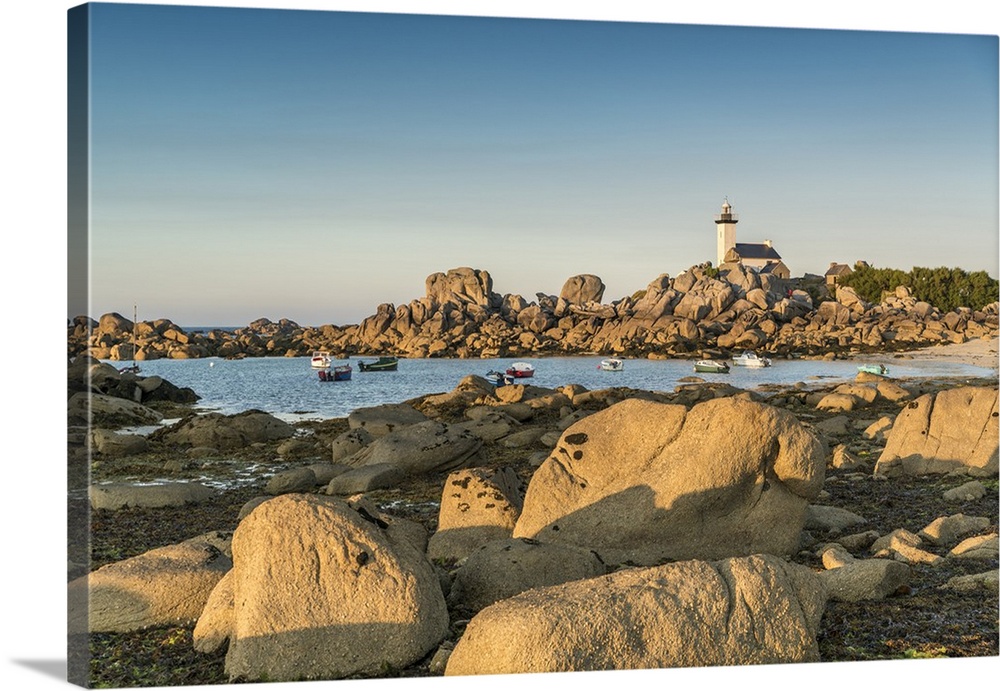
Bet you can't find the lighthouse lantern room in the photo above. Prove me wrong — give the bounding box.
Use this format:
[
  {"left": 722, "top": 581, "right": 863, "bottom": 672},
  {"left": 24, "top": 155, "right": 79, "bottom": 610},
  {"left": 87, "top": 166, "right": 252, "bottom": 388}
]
[{"left": 714, "top": 197, "right": 738, "bottom": 267}]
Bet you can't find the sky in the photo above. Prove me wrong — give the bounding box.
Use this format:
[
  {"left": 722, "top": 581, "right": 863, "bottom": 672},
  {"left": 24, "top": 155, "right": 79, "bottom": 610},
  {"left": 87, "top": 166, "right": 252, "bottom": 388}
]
[
  {"left": 70, "top": 0, "right": 999, "bottom": 327},
  {"left": 2, "top": 4, "right": 999, "bottom": 691}
]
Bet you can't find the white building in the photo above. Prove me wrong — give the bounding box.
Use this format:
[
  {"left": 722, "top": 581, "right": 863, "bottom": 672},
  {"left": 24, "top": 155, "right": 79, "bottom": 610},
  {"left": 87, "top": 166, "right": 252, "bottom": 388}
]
[{"left": 714, "top": 199, "right": 789, "bottom": 278}]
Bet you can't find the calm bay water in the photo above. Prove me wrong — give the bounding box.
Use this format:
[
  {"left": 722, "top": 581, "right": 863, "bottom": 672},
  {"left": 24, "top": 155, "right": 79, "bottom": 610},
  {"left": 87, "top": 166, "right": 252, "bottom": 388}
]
[{"left": 124, "top": 354, "right": 996, "bottom": 423}]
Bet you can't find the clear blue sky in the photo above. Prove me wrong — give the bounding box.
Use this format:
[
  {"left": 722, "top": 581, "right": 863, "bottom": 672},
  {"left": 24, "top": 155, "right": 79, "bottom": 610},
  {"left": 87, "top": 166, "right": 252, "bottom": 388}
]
[{"left": 81, "top": 1, "right": 998, "bottom": 326}]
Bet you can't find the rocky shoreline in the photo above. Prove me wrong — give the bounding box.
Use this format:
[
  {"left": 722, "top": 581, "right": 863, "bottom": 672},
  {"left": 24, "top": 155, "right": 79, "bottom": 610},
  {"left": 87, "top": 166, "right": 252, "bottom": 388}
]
[
  {"left": 69, "top": 265, "right": 999, "bottom": 363},
  {"left": 67, "top": 334, "right": 998, "bottom": 686}
]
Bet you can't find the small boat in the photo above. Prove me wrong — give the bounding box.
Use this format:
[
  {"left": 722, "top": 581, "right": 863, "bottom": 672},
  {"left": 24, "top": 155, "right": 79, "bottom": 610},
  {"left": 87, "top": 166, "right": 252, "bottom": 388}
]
[
  {"left": 311, "top": 351, "right": 333, "bottom": 369},
  {"left": 858, "top": 363, "right": 888, "bottom": 376},
  {"left": 358, "top": 356, "right": 399, "bottom": 372},
  {"left": 506, "top": 362, "right": 535, "bottom": 378},
  {"left": 598, "top": 358, "right": 624, "bottom": 372},
  {"left": 732, "top": 351, "right": 771, "bottom": 368},
  {"left": 318, "top": 364, "right": 352, "bottom": 381},
  {"left": 487, "top": 370, "right": 515, "bottom": 387},
  {"left": 694, "top": 359, "right": 730, "bottom": 374}
]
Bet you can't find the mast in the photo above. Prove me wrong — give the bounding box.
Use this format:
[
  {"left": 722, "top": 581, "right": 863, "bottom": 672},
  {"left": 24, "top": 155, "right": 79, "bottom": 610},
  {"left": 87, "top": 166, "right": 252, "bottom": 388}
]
[{"left": 128, "top": 304, "right": 140, "bottom": 373}]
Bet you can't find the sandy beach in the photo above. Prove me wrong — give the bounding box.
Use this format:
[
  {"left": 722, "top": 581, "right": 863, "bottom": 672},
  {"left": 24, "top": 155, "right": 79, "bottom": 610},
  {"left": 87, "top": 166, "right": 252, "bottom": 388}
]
[{"left": 880, "top": 335, "right": 1000, "bottom": 372}]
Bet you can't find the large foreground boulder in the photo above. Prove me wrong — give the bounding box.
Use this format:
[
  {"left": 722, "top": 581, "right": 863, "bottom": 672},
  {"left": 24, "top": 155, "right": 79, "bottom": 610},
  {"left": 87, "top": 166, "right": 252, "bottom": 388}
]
[
  {"left": 512, "top": 397, "right": 826, "bottom": 565},
  {"left": 444, "top": 553, "right": 826, "bottom": 675},
  {"left": 219, "top": 494, "right": 448, "bottom": 682},
  {"left": 874, "top": 387, "right": 999, "bottom": 477}
]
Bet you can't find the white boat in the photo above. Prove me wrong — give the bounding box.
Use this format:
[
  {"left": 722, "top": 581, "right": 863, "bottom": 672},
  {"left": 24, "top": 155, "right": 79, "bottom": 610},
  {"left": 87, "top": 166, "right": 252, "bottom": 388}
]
[
  {"left": 311, "top": 351, "right": 333, "bottom": 369},
  {"left": 598, "top": 358, "right": 624, "bottom": 371},
  {"left": 732, "top": 351, "right": 771, "bottom": 368},
  {"left": 505, "top": 362, "right": 535, "bottom": 378}
]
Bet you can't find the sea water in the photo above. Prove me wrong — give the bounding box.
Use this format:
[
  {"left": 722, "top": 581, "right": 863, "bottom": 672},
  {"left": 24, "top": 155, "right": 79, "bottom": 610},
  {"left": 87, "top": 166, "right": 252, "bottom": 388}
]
[{"left": 124, "top": 354, "right": 996, "bottom": 423}]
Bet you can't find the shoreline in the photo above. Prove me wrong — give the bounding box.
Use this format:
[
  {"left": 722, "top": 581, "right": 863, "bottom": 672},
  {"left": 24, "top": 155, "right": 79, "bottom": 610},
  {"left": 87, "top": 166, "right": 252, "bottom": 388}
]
[{"left": 868, "top": 335, "right": 999, "bottom": 372}]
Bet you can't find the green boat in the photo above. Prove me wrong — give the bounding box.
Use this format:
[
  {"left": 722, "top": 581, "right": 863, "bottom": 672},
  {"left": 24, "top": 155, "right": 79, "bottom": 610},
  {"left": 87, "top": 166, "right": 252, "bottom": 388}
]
[
  {"left": 358, "top": 356, "right": 399, "bottom": 372},
  {"left": 857, "top": 364, "right": 888, "bottom": 376},
  {"left": 694, "top": 359, "right": 730, "bottom": 374}
]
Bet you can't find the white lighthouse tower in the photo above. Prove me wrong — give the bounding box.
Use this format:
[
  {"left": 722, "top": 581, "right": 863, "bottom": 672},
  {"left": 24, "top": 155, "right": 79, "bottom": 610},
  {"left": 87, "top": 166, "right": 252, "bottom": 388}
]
[{"left": 714, "top": 198, "right": 738, "bottom": 267}]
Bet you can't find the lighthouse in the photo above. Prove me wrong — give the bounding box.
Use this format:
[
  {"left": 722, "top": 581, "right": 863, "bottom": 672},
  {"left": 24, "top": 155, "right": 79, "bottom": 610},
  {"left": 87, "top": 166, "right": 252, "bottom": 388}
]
[{"left": 714, "top": 198, "right": 738, "bottom": 267}]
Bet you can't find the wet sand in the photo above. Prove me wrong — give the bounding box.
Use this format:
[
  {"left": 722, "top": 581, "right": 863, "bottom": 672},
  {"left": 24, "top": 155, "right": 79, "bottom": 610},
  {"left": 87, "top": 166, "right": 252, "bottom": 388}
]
[{"left": 883, "top": 335, "right": 999, "bottom": 373}]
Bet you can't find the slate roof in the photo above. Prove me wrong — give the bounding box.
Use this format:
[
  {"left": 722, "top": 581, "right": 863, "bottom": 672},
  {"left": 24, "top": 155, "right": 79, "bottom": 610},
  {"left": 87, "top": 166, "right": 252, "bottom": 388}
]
[{"left": 732, "top": 243, "right": 782, "bottom": 260}]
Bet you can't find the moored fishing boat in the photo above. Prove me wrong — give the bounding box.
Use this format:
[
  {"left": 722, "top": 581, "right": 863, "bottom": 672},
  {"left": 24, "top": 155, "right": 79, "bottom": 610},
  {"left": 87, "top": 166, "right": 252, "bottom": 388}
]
[
  {"left": 359, "top": 356, "right": 399, "bottom": 372},
  {"left": 694, "top": 359, "right": 730, "bottom": 374},
  {"left": 486, "top": 369, "right": 515, "bottom": 387},
  {"left": 732, "top": 351, "right": 771, "bottom": 368},
  {"left": 311, "top": 351, "right": 333, "bottom": 369},
  {"left": 506, "top": 362, "right": 535, "bottom": 378},
  {"left": 318, "top": 364, "right": 352, "bottom": 381},
  {"left": 598, "top": 358, "right": 624, "bottom": 372}
]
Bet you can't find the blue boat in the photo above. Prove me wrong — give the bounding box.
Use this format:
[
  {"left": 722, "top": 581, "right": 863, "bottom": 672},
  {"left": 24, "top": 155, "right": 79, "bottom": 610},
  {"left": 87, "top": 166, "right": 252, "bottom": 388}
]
[
  {"left": 318, "top": 364, "right": 352, "bottom": 381},
  {"left": 487, "top": 370, "right": 515, "bottom": 387}
]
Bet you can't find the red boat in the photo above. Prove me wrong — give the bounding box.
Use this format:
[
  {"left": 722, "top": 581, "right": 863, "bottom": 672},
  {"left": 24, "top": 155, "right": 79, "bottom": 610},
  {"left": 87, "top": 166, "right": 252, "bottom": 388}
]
[
  {"left": 318, "top": 364, "right": 352, "bottom": 382},
  {"left": 505, "top": 362, "right": 535, "bottom": 378}
]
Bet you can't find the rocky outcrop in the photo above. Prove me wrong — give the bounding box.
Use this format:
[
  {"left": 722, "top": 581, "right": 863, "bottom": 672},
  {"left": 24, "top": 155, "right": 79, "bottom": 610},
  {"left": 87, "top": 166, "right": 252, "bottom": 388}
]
[
  {"left": 69, "top": 265, "right": 999, "bottom": 362},
  {"left": 426, "top": 467, "right": 524, "bottom": 563},
  {"left": 816, "top": 545, "right": 910, "bottom": 602},
  {"left": 559, "top": 274, "right": 605, "bottom": 305},
  {"left": 347, "top": 403, "right": 429, "bottom": 438},
  {"left": 149, "top": 410, "right": 295, "bottom": 450},
  {"left": 874, "top": 387, "right": 999, "bottom": 477},
  {"left": 445, "top": 538, "right": 608, "bottom": 614},
  {"left": 443, "top": 554, "right": 826, "bottom": 675},
  {"left": 511, "top": 397, "right": 826, "bottom": 566},
  {"left": 426, "top": 267, "right": 498, "bottom": 308},
  {"left": 90, "top": 482, "right": 215, "bottom": 511},
  {"left": 68, "top": 532, "right": 231, "bottom": 634},
  {"left": 90, "top": 428, "right": 150, "bottom": 457},
  {"left": 342, "top": 420, "right": 483, "bottom": 478},
  {"left": 69, "top": 392, "right": 163, "bottom": 428}
]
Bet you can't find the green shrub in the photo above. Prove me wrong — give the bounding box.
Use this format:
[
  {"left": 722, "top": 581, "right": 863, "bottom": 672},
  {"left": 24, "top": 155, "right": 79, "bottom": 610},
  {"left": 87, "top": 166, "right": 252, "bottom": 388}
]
[{"left": 838, "top": 264, "right": 998, "bottom": 312}]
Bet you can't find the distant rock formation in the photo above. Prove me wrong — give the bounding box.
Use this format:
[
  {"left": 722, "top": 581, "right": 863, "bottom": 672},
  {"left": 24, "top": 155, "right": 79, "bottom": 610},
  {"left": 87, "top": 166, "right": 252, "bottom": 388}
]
[{"left": 69, "top": 265, "right": 1000, "bottom": 362}]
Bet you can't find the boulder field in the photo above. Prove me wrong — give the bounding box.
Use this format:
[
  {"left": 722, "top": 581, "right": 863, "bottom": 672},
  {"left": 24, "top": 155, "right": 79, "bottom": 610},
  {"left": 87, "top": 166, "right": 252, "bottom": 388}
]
[{"left": 70, "top": 357, "right": 999, "bottom": 683}]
